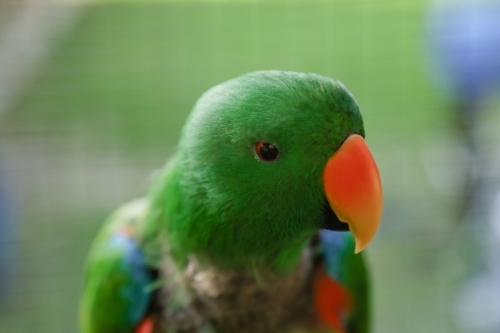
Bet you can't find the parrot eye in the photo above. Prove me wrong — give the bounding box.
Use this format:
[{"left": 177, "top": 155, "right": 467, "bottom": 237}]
[{"left": 255, "top": 142, "right": 279, "bottom": 161}]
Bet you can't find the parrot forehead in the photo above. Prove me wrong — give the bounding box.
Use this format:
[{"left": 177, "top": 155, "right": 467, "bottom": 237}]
[
  {"left": 197, "top": 71, "right": 357, "bottom": 120},
  {"left": 184, "top": 71, "right": 363, "bottom": 151}
]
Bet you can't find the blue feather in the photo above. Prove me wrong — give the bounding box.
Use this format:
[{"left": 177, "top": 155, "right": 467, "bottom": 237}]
[
  {"left": 105, "top": 233, "right": 153, "bottom": 325},
  {"left": 319, "top": 230, "right": 353, "bottom": 281}
]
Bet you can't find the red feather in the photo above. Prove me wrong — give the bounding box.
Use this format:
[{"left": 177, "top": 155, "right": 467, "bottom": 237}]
[
  {"left": 313, "top": 264, "right": 353, "bottom": 333},
  {"left": 135, "top": 317, "right": 154, "bottom": 333}
]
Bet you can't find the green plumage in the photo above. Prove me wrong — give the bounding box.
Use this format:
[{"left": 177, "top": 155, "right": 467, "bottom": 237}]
[
  {"left": 80, "top": 71, "right": 371, "bottom": 333},
  {"left": 144, "top": 71, "right": 364, "bottom": 270}
]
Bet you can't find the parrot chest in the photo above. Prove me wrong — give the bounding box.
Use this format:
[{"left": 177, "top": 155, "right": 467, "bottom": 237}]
[{"left": 158, "top": 250, "right": 320, "bottom": 333}]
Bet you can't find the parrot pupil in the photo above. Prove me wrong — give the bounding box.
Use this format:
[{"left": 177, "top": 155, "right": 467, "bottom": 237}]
[{"left": 256, "top": 142, "right": 279, "bottom": 161}]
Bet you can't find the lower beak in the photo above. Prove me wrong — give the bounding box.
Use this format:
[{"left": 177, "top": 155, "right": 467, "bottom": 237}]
[{"left": 323, "top": 134, "right": 383, "bottom": 253}]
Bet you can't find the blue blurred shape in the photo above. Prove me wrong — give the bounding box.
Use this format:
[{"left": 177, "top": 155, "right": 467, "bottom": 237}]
[
  {"left": 0, "top": 159, "right": 15, "bottom": 304},
  {"left": 427, "top": 0, "right": 500, "bottom": 103},
  {"left": 427, "top": 2, "right": 500, "bottom": 332}
]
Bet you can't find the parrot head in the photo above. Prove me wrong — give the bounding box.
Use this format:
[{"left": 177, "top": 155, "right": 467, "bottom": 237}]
[{"left": 159, "top": 71, "right": 382, "bottom": 271}]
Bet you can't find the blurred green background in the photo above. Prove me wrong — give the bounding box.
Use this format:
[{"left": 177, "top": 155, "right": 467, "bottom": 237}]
[{"left": 1, "top": 0, "right": 500, "bottom": 332}]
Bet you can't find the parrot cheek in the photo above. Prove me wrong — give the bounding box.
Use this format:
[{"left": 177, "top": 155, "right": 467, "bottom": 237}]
[{"left": 323, "top": 134, "right": 383, "bottom": 253}]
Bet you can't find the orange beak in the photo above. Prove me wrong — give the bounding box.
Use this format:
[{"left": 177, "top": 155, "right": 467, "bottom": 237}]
[{"left": 323, "top": 134, "right": 383, "bottom": 253}]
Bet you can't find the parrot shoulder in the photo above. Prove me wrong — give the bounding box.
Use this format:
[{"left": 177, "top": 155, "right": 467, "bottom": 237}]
[{"left": 80, "top": 199, "right": 155, "bottom": 333}]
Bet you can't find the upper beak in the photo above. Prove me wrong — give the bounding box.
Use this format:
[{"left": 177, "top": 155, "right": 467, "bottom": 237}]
[{"left": 323, "top": 134, "right": 383, "bottom": 253}]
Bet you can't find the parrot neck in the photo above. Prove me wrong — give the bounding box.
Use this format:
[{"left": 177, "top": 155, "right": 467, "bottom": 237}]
[{"left": 142, "top": 159, "right": 314, "bottom": 274}]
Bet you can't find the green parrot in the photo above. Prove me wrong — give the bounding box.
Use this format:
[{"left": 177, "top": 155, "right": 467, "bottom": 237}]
[{"left": 79, "top": 71, "right": 383, "bottom": 333}]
